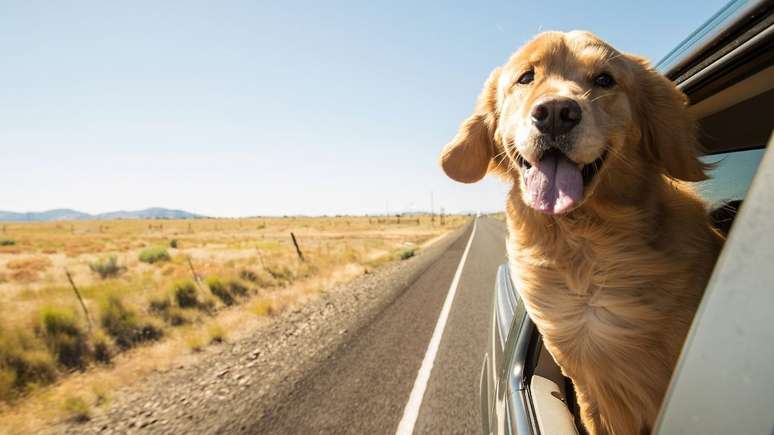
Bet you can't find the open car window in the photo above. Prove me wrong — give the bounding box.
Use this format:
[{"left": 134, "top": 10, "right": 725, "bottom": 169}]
[{"left": 697, "top": 147, "right": 766, "bottom": 204}]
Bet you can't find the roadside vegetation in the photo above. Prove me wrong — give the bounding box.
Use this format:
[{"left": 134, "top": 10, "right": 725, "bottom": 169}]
[
  {"left": 137, "top": 246, "right": 171, "bottom": 264},
  {"left": 0, "top": 215, "right": 465, "bottom": 414},
  {"left": 89, "top": 256, "right": 124, "bottom": 279}
]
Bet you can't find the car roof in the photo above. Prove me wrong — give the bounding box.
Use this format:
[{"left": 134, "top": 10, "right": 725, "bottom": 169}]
[
  {"left": 657, "top": 0, "right": 772, "bottom": 87},
  {"left": 659, "top": 0, "right": 774, "bottom": 154}
]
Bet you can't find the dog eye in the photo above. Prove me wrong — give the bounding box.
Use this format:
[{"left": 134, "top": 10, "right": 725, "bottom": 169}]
[
  {"left": 517, "top": 70, "right": 535, "bottom": 85},
  {"left": 593, "top": 73, "right": 616, "bottom": 88}
]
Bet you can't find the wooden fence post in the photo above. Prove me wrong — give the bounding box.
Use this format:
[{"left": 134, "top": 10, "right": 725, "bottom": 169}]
[
  {"left": 187, "top": 256, "right": 203, "bottom": 289},
  {"left": 290, "top": 232, "right": 305, "bottom": 262},
  {"left": 65, "top": 269, "right": 93, "bottom": 332}
]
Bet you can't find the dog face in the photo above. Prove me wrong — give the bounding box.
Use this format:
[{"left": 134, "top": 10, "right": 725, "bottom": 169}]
[{"left": 440, "top": 31, "right": 708, "bottom": 215}]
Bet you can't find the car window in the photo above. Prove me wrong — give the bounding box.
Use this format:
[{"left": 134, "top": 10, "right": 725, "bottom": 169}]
[{"left": 695, "top": 147, "right": 766, "bottom": 204}]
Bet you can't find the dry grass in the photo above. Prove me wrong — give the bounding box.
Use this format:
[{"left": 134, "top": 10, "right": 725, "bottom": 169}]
[
  {"left": 184, "top": 331, "right": 205, "bottom": 353},
  {"left": 0, "top": 215, "right": 466, "bottom": 431},
  {"left": 251, "top": 298, "right": 277, "bottom": 317},
  {"left": 5, "top": 257, "right": 52, "bottom": 283},
  {"left": 207, "top": 322, "right": 226, "bottom": 344},
  {"left": 61, "top": 396, "right": 90, "bottom": 422},
  {"left": 6, "top": 257, "right": 52, "bottom": 272}
]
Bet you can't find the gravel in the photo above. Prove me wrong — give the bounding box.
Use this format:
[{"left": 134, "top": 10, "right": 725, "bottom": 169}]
[{"left": 56, "top": 226, "right": 466, "bottom": 435}]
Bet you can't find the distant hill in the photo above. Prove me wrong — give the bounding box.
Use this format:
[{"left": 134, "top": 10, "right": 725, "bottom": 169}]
[
  {"left": 94, "top": 207, "right": 203, "bottom": 220},
  {"left": 0, "top": 207, "right": 204, "bottom": 222},
  {"left": 0, "top": 208, "right": 92, "bottom": 222}
]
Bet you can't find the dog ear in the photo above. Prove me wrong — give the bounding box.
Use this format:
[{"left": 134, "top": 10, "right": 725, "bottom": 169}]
[
  {"left": 629, "top": 55, "right": 709, "bottom": 182},
  {"left": 440, "top": 67, "right": 502, "bottom": 183}
]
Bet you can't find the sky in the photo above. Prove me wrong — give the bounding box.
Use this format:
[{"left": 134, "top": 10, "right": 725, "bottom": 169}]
[{"left": 0, "top": 0, "right": 730, "bottom": 217}]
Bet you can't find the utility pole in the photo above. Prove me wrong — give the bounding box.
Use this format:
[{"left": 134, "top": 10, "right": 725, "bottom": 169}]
[{"left": 430, "top": 192, "right": 435, "bottom": 224}]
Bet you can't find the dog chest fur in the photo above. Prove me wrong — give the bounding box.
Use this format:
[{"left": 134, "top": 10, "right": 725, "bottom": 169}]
[{"left": 505, "top": 182, "right": 721, "bottom": 433}]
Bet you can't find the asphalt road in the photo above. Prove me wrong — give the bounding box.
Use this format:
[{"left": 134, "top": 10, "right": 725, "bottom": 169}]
[{"left": 249, "top": 217, "right": 507, "bottom": 434}]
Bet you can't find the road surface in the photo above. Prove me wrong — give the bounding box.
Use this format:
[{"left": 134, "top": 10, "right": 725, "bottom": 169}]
[{"left": 249, "top": 217, "right": 507, "bottom": 434}]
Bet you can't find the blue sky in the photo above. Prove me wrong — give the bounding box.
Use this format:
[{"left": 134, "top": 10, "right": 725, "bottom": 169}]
[{"left": 0, "top": 0, "right": 729, "bottom": 217}]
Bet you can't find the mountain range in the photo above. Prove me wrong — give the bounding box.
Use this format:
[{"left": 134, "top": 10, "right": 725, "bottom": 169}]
[{"left": 0, "top": 207, "right": 205, "bottom": 222}]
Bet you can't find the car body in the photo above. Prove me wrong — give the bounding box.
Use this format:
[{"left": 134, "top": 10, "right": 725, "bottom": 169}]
[{"left": 480, "top": 1, "right": 774, "bottom": 433}]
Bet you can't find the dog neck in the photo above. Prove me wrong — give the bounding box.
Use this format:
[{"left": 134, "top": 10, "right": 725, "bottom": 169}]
[{"left": 504, "top": 168, "right": 680, "bottom": 295}]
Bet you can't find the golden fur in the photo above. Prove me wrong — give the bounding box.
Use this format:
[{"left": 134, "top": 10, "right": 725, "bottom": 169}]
[{"left": 440, "top": 31, "right": 724, "bottom": 434}]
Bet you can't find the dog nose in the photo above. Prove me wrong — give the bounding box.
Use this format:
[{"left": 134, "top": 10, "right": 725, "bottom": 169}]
[{"left": 531, "top": 97, "right": 582, "bottom": 138}]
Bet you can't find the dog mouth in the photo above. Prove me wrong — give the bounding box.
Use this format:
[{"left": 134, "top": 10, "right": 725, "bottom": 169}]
[
  {"left": 514, "top": 148, "right": 608, "bottom": 214},
  {"left": 515, "top": 148, "right": 608, "bottom": 185}
]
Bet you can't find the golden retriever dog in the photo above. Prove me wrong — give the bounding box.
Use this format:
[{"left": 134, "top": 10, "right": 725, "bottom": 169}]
[{"left": 440, "top": 31, "right": 724, "bottom": 434}]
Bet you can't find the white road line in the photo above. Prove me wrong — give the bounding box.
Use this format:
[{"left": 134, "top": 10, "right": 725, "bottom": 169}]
[{"left": 395, "top": 218, "right": 478, "bottom": 435}]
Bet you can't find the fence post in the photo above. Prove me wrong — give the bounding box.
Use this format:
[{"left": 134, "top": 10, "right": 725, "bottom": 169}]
[
  {"left": 187, "top": 256, "right": 203, "bottom": 290},
  {"left": 65, "top": 269, "right": 93, "bottom": 332},
  {"left": 290, "top": 232, "right": 305, "bottom": 262}
]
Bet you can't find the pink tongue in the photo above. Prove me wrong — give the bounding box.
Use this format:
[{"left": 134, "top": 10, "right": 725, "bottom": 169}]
[{"left": 524, "top": 152, "right": 583, "bottom": 214}]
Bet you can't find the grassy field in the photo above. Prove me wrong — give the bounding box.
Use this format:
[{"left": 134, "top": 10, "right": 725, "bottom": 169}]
[{"left": 0, "top": 215, "right": 465, "bottom": 414}]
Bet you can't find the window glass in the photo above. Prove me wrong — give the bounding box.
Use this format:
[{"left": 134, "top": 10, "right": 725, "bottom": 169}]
[{"left": 695, "top": 148, "right": 766, "bottom": 204}]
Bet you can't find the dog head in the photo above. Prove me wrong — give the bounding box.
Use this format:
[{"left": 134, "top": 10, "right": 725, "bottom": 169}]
[{"left": 440, "top": 31, "right": 708, "bottom": 215}]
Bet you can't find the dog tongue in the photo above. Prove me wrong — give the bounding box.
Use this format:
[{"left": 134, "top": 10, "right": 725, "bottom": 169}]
[{"left": 524, "top": 151, "right": 583, "bottom": 214}]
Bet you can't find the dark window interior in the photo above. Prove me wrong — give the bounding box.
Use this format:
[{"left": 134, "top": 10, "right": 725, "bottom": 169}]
[{"left": 698, "top": 88, "right": 774, "bottom": 154}]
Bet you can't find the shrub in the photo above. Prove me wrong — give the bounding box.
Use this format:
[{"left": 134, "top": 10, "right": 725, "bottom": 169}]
[
  {"left": 265, "top": 264, "right": 294, "bottom": 285},
  {"left": 185, "top": 333, "right": 204, "bottom": 352},
  {"left": 169, "top": 239, "right": 178, "bottom": 249},
  {"left": 148, "top": 296, "right": 189, "bottom": 326},
  {"left": 228, "top": 280, "right": 249, "bottom": 297},
  {"left": 138, "top": 246, "right": 170, "bottom": 264},
  {"left": 239, "top": 269, "right": 258, "bottom": 283},
  {"left": 10, "top": 349, "right": 57, "bottom": 391},
  {"left": 0, "top": 368, "right": 15, "bottom": 401},
  {"left": 398, "top": 248, "right": 416, "bottom": 260},
  {"left": 239, "top": 269, "right": 271, "bottom": 288},
  {"left": 172, "top": 280, "right": 199, "bottom": 308},
  {"left": 0, "top": 328, "right": 57, "bottom": 400},
  {"left": 148, "top": 296, "right": 171, "bottom": 314},
  {"left": 63, "top": 396, "right": 90, "bottom": 422},
  {"left": 92, "top": 384, "right": 110, "bottom": 407},
  {"left": 252, "top": 299, "right": 276, "bottom": 317},
  {"left": 0, "top": 239, "right": 15, "bottom": 246},
  {"left": 89, "top": 256, "right": 125, "bottom": 279},
  {"left": 39, "top": 307, "right": 89, "bottom": 369},
  {"left": 91, "top": 330, "right": 112, "bottom": 364},
  {"left": 198, "top": 296, "right": 216, "bottom": 313},
  {"left": 206, "top": 277, "right": 234, "bottom": 306},
  {"left": 207, "top": 323, "right": 225, "bottom": 344},
  {"left": 165, "top": 307, "right": 189, "bottom": 326},
  {"left": 99, "top": 295, "right": 162, "bottom": 349}
]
